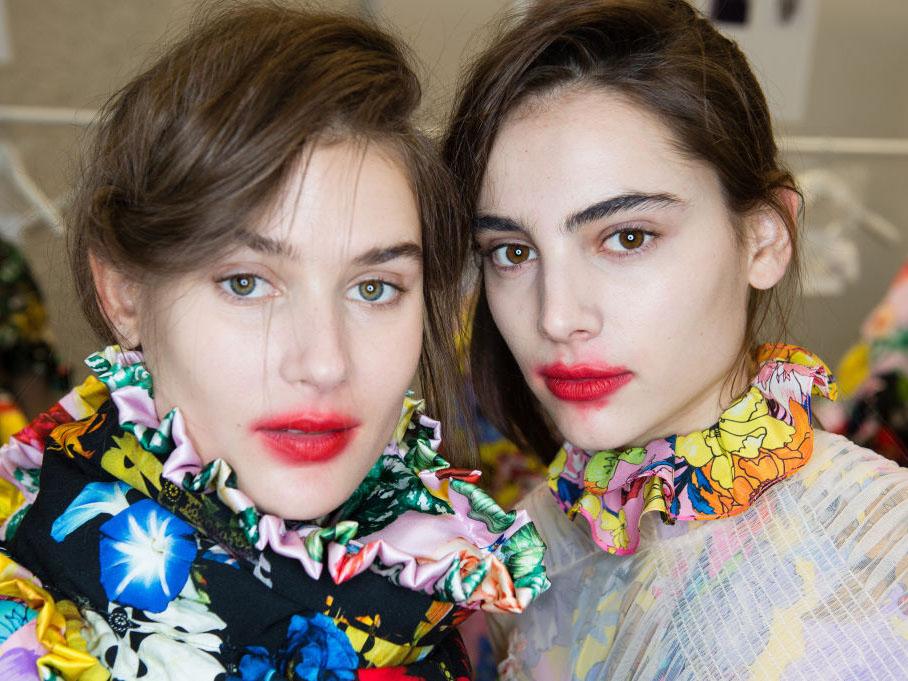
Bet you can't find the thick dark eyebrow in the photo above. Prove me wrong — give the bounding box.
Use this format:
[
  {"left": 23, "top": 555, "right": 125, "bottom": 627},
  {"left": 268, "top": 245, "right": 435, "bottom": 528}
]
[
  {"left": 564, "top": 193, "right": 682, "bottom": 232},
  {"left": 474, "top": 193, "right": 682, "bottom": 235},
  {"left": 473, "top": 215, "right": 526, "bottom": 234},
  {"left": 352, "top": 242, "right": 422, "bottom": 267}
]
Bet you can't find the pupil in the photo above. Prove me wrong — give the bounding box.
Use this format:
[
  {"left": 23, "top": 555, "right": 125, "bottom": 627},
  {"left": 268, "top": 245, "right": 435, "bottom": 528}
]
[
  {"left": 231, "top": 276, "right": 255, "bottom": 295},
  {"left": 507, "top": 245, "right": 528, "bottom": 264},
  {"left": 620, "top": 230, "right": 643, "bottom": 249},
  {"left": 360, "top": 281, "right": 383, "bottom": 301}
]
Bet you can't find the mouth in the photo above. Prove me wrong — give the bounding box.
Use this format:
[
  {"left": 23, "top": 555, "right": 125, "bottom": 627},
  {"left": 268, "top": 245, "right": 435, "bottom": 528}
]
[
  {"left": 251, "top": 413, "right": 361, "bottom": 464},
  {"left": 537, "top": 363, "right": 633, "bottom": 403}
]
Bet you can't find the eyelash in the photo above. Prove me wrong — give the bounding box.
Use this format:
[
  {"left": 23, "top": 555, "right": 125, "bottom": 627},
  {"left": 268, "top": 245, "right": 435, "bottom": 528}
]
[
  {"left": 480, "top": 226, "right": 658, "bottom": 273},
  {"left": 346, "top": 279, "right": 405, "bottom": 306},
  {"left": 216, "top": 272, "right": 406, "bottom": 310},
  {"left": 600, "top": 226, "right": 658, "bottom": 256},
  {"left": 481, "top": 243, "right": 539, "bottom": 272},
  {"left": 216, "top": 273, "right": 277, "bottom": 300}
]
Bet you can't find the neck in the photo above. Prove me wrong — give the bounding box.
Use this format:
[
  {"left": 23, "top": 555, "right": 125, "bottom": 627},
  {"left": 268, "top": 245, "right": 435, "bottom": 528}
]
[{"left": 621, "top": 352, "right": 753, "bottom": 450}]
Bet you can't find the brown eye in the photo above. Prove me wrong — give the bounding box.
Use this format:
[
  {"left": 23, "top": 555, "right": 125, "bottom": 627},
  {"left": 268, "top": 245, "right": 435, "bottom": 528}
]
[
  {"left": 489, "top": 243, "right": 537, "bottom": 269},
  {"left": 506, "top": 245, "right": 530, "bottom": 264},
  {"left": 618, "top": 229, "right": 645, "bottom": 250},
  {"left": 603, "top": 227, "right": 653, "bottom": 254}
]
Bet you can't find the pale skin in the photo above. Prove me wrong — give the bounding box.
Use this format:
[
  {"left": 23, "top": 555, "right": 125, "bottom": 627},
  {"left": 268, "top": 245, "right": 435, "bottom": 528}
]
[
  {"left": 92, "top": 139, "right": 424, "bottom": 520},
  {"left": 476, "top": 88, "right": 795, "bottom": 452}
]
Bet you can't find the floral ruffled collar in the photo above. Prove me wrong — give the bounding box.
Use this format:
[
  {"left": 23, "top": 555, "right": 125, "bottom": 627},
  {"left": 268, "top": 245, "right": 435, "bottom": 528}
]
[
  {"left": 548, "top": 344, "right": 837, "bottom": 556},
  {"left": 86, "top": 346, "right": 549, "bottom": 612}
]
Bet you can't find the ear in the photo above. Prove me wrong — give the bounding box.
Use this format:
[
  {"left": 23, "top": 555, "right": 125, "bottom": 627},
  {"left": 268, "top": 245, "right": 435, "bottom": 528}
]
[
  {"left": 89, "top": 253, "right": 142, "bottom": 348},
  {"left": 746, "top": 188, "right": 797, "bottom": 290}
]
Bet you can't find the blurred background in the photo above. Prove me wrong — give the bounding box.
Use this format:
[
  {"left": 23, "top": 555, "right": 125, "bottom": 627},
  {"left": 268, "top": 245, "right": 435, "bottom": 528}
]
[{"left": 1, "top": 0, "right": 906, "bottom": 380}]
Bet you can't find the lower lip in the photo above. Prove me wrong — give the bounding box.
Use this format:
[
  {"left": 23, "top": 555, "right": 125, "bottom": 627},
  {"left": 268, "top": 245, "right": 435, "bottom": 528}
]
[
  {"left": 542, "top": 373, "right": 632, "bottom": 402},
  {"left": 255, "top": 427, "right": 357, "bottom": 464}
]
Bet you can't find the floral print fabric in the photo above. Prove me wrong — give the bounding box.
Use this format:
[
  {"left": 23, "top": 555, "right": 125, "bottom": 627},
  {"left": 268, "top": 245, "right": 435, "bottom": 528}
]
[
  {"left": 818, "top": 261, "right": 908, "bottom": 465},
  {"left": 496, "top": 430, "right": 908, "bottom": 680},
  {"left": 0, "top": 239, "right": 69, "bottom": 394},
  {"left": 548, "top": 344, "right": 836, "bottom": 555},
  {"left": 0, "top": 239, "right": 69, "bottom": 443},
  {"left": 0, "top": 346, "right": 549, "bottom": 680}
]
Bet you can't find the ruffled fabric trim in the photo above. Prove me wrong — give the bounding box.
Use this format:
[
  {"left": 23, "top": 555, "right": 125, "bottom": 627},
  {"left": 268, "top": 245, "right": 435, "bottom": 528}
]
[
  {"left": 0, "top": 553, "right": 108, "bottom": 681},
  {"left": 87, "top": 346, "right": 548, "bottom": 614},
  {"left": 548, "top": 344, "right": 837, "bottom": 556}
]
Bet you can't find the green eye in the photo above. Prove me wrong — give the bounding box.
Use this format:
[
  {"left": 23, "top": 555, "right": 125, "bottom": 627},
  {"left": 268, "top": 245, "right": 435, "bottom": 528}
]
[
  {"left": 229, "top": 274, "right": 257, "bottom": 296},
  {"left": 349, "top": 279, "right": 399, "bottom": 305},
  {"left": 218, "top": 273, "right": 274, "bottom": 299},
  {"left": 358, "top": 280, "right": 384, "bottom": 301}
]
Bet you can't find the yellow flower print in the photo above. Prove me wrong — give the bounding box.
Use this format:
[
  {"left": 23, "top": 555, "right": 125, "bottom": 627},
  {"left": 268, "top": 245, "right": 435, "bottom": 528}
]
[
  {"left": 675, "top": 387, "right": 795, "bottom": 489},
  {"left": 547, "top": 447, "right": 568, "bottom": 494},
  {"left": 579, "top": 494, "right": 628, "bottom": 551}
]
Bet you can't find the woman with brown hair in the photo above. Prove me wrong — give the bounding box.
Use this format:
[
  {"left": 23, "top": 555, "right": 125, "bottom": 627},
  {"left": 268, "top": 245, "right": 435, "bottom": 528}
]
[
  {"left": 0, "top": 4, "right": 548, "bottom": 680},
  {"left": 444, "top": 0, "right": 908, "bottom": 678}
]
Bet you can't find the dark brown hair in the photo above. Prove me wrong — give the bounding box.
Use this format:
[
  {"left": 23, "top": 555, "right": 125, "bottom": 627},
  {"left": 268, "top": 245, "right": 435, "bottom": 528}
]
[
  {"left": 69, "top": 2, "right": 474, "bottom": 465},
  {"left": 443, "top": 0, "right": 801, "bottom": 461}
]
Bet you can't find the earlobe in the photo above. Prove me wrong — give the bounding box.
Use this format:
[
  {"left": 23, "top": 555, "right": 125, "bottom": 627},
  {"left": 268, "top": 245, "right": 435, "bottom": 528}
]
[
  {"left": 747, "top": 189, "right": 797, "bottom": 290},
  {"left": 89, "top": 253, "right": 142, "bottom": 348}
]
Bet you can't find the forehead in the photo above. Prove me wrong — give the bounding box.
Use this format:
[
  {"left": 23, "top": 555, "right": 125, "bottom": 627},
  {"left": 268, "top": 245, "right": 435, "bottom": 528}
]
[
  {"left": 480, "top": 88, "right": 720, "bottom": 220},
  {"left": 258, "top": 139, "right": 421, "bottom": 251}
]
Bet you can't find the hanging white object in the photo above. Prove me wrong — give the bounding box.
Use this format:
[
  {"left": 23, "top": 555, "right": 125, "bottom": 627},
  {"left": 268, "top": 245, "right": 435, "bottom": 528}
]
[
  {"left": 799, "top": 168, "right": 901, "bottom": 297},
  {"left": 0, "top": 142, "right": 64, "bottom": 242},
  {"left": 692, "top": 0, "right": 819, "bottom": 123}
]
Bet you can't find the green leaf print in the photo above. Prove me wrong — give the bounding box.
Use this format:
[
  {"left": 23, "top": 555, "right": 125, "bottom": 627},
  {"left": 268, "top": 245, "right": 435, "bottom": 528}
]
[{"left": 450, "top": 479, "right": 517, "bottom": 534}]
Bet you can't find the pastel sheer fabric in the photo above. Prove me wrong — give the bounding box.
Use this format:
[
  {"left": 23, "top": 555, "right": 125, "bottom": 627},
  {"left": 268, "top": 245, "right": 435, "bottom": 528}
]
[{"left": 492, "top": 430, "right": 908, "bottom": 680}]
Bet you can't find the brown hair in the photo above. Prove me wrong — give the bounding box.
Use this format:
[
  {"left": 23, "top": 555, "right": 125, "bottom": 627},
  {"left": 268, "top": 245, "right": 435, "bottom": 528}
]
[
  {"left": 443, "top": 0, "right": 801, "bottom": 461},
  {"left": 69, "top": 2, "right": 474, "bottom": 465}
]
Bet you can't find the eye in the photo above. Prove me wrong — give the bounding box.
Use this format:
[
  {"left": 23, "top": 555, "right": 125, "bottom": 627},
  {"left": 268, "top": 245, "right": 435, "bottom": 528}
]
[
  {"left": 348, "top": 279, "right": 400, "bottom": 304},
  {"left": 489, "top": 244, "right": 538, "bottom": 268},
  {"left": 602, "top": 228, "right": 654, "bottom": 254},
  {"left": 218, "top": 273, "right": 275, "bottom": 299}
]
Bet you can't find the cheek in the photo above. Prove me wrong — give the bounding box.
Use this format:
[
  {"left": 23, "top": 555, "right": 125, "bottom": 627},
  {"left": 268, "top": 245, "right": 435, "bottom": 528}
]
[
  {"left": 621, "top": 253, "right": 749, "bottom": 367},
  {"left": 140, "top": 293, "right": 266, "bottom": 420},
  {"left": 351, "top": 298, "right": 424, "bottom": 399},
  {"left": 484, "top": 276, "right": 536, "bottom": 359}
]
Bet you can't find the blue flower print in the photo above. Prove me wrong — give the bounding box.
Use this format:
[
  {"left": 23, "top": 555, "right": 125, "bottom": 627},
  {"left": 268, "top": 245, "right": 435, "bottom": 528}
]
[
  {"left": 233, "top": 613, "right": 357, "bottom": 681},
  {"left": 98, "top": 499, "right": 197, "bottom": 613},
  {"left": 51, "top": 481, "right": 130, "bottom": 542}
]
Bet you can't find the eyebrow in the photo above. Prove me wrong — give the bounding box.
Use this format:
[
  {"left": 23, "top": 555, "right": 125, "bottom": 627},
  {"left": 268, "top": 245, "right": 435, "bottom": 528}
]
[
  {"left": 474, "top": 192, "right": 683, "bottom": 235},
  {"left": 352, "top": 242, "right": 422, "bottom": 267},
  {"left": 241, "top": 232, "right": 302, "bottom": 260},
  {"left": 473, "top": 215, "right": 526, "bottom": 234},
  {"left": 563, "top": 193, "right": 683, "bottom": 232},
  {"left": 239, "top": 231, "right": 421, "bottom": 266}
]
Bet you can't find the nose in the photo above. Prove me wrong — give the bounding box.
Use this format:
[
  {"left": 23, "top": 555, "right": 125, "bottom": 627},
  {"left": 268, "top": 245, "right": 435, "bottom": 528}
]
[
  {"left": 537, "top": 263, "right": 603, "bottom": 343},
  {"left": 279, "top": 298, "right": 349, "bottom": 392}
]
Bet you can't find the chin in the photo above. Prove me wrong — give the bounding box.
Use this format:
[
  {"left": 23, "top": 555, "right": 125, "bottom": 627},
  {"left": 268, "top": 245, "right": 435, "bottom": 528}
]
[{"left": 557, "top": 415, "right": 636, "bottom": 453}]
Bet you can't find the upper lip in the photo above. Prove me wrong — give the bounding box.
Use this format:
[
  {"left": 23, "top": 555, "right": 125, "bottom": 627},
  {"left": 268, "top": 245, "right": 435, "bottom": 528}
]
[
  {"left": 537, "top": 363, "right": 631, "bottom": 380},
  {"left": 250, "top": 412, "right": 361, "bottom": 434}
]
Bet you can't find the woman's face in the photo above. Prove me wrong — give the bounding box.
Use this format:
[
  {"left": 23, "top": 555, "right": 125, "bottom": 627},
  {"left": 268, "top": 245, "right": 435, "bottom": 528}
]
[
  {"left": 136, "top": 140, "right": 424, "bottom": 519},
  {"left": 476, "top": 89, "right": 777, "bottom": 451}
]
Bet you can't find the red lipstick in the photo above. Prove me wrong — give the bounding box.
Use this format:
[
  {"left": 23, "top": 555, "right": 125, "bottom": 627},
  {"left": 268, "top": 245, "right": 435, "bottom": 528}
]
[
  {"left": 251, "top": 413, "right": 360, "bottom": 464},
  {"left": 538, "top": 363, "right": 632, "bottom": 403}
]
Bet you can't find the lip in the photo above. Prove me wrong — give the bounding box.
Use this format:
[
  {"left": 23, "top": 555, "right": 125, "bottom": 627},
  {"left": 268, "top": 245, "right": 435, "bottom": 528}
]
[
  {"left": 250, "top": 412, "right": 361, "bottom": 464},
  {"left": 537, "top": 363, "right": 633, "bottom": 403}
]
